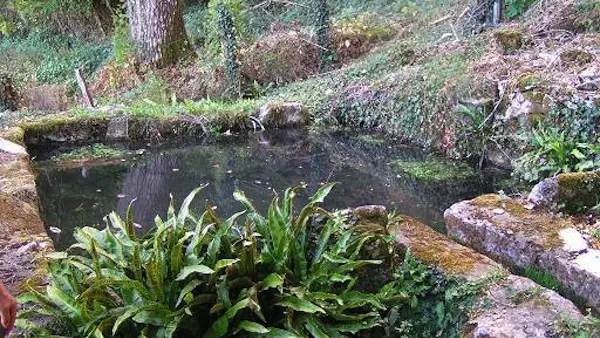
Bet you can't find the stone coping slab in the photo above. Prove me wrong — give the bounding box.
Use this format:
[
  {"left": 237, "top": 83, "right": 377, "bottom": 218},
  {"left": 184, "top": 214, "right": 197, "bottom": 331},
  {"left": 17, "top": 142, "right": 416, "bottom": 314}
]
[
  {"left": 445, "top": 194, "right": 600, "bottom": 312},
  {"left": 388, "top": 215, "right": 504, "bottom": 280},
  {"left": 389, "top": 215, "right": 585, "bottom": 337}
]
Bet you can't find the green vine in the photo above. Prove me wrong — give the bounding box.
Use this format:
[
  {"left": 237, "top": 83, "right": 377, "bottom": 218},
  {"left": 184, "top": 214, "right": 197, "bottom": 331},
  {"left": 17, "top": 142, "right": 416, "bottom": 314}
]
[
  {"left": 215, "top": 3, "right": 241, "bottom": 98},
  {"left": 207, "top": 0, "right": 245, "bottom": 59},
  {"left": 315, "top": 0, "right": 335, "bottom": 69}
]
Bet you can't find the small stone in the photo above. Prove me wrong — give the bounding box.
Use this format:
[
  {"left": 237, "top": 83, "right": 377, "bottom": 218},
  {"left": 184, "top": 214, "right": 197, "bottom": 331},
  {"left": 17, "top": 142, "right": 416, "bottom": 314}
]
[
  {"left": 172, "top": 168, "right": 180, "bottom": 172},
  {"left": 16, "top": 242, "right": 36, "bottom": 254},
  {"left": 559, "top": 228, "right": 589, "bottom": 253},
  {"left": 0, "top": 138, "right": 26, "bottom": 155},
  {"left": 352, "top": 205, "right": 388, "bottom": 227},
  {"left": 493, "top": 208, "right": 505, "bottom": 215},
  {"left": 49, "top": 226, "right": 62, "bottom": 234},
  {"left": 528, "top": 177, "right": 559, "bottom": 208}
]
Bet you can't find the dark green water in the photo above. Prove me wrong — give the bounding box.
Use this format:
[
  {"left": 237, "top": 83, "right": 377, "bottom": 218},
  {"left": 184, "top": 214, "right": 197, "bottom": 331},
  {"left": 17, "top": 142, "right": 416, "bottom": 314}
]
[{"left": 33, "top": 130, "right": 500, "bottom": 250}]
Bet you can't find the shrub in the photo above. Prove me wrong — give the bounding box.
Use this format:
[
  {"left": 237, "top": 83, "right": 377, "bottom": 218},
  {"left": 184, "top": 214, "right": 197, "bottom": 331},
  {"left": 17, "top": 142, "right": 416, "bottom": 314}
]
[
  {"left": 122, "top": 74, "right": 173, "bottom": 105},
  {"left": 332, "top": 13, "right": 396, "bottom": 61},
  {"left": 112, "top": 6, "right": 136, "bottom": 66},
  {"left": 240, "top": 29, "right": 320, "bottom": 87},
  {"left": 17, "top": 184, "right": 476, "bottom": 337},
  {"left": 0, "top": 28, "right": 111, "bottom": 86},
  {"left": 504, "top": 0, "right": 538, "bottom": 19}
]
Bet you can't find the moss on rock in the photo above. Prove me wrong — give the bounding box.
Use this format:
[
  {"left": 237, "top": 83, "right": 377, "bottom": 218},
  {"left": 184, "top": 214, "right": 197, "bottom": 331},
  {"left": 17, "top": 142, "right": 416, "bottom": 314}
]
[
  {"left": 557, "top": 171, "right": 600, "bottom": 212},
  {"left": 470, "top": 194, "right": 570, "bottom": 249},
  {"left": 560, "top": 49, "right": 595, "bottom": 66},
  {"left": 494, "top": 29, "right": 524, "bottom": 53},
  {"left": 0, "top": 127, "right": 25, "bottom": 145},
  {"left": 389, "top": 215, "right": 504, "bottom": 279}
]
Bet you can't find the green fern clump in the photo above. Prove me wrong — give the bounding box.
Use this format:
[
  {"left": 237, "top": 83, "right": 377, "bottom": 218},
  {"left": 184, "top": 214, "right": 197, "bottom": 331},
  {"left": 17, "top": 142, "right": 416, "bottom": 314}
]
[{"left": 17, "top": 184, "right": 470, "bottom": 337}]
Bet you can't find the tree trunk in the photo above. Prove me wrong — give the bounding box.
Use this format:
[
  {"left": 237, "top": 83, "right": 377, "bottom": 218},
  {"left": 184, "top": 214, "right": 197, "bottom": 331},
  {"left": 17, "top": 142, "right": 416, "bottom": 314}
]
[{"left": 126, "top": 0, "right": 188, "bottom": 67}]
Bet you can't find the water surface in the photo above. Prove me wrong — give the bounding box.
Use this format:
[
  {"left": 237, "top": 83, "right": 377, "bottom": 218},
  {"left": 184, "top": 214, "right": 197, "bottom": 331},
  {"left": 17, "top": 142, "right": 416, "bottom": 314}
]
[{"left": 34, "top": 130, "right": 499, "bottom": 250}]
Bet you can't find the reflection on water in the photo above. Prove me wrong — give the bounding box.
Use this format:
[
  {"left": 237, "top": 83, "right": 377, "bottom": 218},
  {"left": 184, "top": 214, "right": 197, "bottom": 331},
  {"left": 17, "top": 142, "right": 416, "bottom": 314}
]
[{"left": 34, "top": 130, "right": 498, "bottom": 250}]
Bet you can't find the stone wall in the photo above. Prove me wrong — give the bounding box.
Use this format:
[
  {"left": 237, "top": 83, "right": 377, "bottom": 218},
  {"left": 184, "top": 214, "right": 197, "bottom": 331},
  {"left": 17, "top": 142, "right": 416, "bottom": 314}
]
[{"left": 0, "top": 138, "right": 52, "bottom": 294}]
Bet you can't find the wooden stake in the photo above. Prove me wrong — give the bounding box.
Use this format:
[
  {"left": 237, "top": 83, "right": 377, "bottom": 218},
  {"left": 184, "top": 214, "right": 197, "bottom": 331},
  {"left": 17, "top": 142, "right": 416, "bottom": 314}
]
[{"left": 75, "top": 69, "right": 94, "bottom": 108}]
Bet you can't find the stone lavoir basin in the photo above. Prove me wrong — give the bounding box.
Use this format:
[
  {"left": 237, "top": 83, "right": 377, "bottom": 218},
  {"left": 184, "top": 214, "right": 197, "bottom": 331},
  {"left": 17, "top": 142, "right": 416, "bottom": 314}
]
[
  {"left": 0, "top": 119, "right": 596, "bottom": 337},
  {"left": 32, "top": 129, "right": 493, "bottom": 250}
]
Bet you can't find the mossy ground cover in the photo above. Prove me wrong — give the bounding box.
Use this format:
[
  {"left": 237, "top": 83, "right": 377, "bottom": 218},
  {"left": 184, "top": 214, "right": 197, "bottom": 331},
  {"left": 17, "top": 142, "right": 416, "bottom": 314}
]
[
  {"left": 392, "top": 157, "right": 479, "bottom": 182},
  {"left": 48, "top": 144, "right": 139, "bottom": 164}
]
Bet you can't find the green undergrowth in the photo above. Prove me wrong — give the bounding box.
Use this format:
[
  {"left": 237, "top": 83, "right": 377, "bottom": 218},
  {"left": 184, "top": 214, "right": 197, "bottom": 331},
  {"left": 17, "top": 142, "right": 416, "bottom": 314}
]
[
  {"left": 256, "top": 29, "right": 488, "bottom": 148},
  {"left": 49, "top": 144, "right": 139, "bottom": 163},
  {"left": 391, "top": 156, "right": 479, "bottom": 182},
  {"left": 17, "top": 184, "right": 489, "bottom": 337},
  {"left": 0, "top": 28, "right": 111, "bottom": 88}
]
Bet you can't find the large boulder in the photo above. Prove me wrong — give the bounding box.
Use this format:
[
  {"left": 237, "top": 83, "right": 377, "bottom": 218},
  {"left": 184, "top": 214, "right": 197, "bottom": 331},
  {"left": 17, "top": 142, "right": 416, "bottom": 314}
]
[
  {"left": 528, "top": 171, "right": 600, "bottom": 212},
  {"left": 464, "top": 275, "right": 584, "bottom": 338},
  {"left": 258, "top": 102, "right": 309, "bottom": 128},
  {"left": 24, "top": 84, "right": 70, "bottom": 111},
  {"left": 0, "top": 148, "right": 52, "bottom": 294}
]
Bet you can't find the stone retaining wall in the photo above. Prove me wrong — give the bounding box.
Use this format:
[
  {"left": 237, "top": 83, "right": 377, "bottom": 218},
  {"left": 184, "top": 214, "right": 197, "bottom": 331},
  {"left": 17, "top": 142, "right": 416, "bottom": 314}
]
[{"left": 0, "top": 139, "right": 52, "bottom": 294}]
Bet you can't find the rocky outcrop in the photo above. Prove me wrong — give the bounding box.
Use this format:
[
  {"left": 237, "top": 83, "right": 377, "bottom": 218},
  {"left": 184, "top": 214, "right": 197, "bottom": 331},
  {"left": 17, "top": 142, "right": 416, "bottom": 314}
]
[
  {"left": 445, "top": 194, "right": 600, "bottom": 312},
  {"left": 389, "top": 215, "right": 585, "bottom": 337}
]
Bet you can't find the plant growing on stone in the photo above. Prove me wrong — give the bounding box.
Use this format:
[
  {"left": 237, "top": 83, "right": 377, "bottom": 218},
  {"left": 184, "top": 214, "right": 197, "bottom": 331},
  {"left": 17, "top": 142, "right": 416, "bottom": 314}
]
[
  {"left": 514, "top": 127, "right": 600, "bottom": 182},
  {"left": 17, "top": 184, "right": 463, "bottom": 337}
]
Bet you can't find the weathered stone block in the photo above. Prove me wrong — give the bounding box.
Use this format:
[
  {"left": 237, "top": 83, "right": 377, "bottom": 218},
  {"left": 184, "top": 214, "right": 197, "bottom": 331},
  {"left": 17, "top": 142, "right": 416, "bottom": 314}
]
[
  {"left": 390, "top": 215, "right": 585, "bottom": 337},
  {"left": 106, "top": 116, "right": 130, "bottom": 141},
  {"left": 445, "top": 194, "right": 600, "bottom": 312}
]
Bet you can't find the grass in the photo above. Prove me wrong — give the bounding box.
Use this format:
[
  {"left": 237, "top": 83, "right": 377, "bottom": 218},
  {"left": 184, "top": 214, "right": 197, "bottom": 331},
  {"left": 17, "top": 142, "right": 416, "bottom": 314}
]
[{"left": 523, "top": 267, "right": 563, "bottom": 292}]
